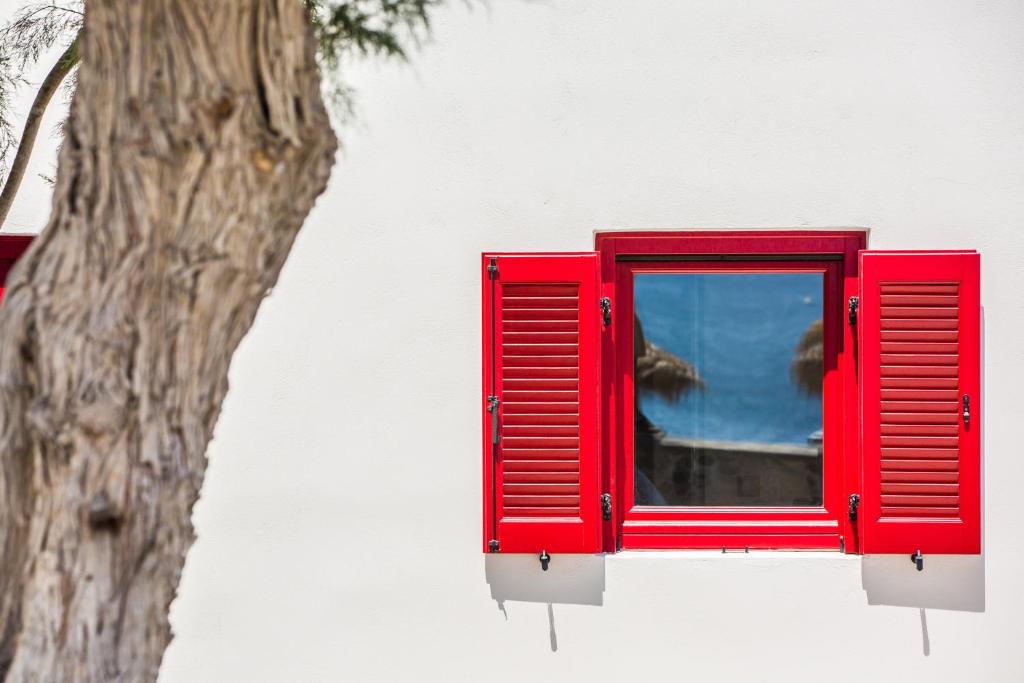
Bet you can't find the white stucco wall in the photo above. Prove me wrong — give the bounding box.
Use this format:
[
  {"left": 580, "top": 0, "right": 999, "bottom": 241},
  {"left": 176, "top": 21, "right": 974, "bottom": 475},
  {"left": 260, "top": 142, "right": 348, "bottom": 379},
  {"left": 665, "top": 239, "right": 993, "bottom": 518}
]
[{"left": 3, "top": 1, "right": 1023, "bottom": 680}]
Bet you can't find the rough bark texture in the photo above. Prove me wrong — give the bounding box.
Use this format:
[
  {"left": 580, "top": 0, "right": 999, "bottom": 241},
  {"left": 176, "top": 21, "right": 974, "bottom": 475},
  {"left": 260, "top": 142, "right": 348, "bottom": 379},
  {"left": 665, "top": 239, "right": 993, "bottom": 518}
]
[
  {"left": 0, "top": 2, "right": 337, "bottom": 681},
  {"left": 0, "top": 34, "right": 80, "bottom": 229}
]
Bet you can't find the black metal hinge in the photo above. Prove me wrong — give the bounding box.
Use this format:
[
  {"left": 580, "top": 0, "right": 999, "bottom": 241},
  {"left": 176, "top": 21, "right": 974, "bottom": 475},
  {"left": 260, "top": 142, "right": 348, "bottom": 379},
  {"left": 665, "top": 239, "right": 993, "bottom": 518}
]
[
  {"left": 600, "top": 297, "right": 611, "bottom": 326},
  {"left": 848, "top": 296, "right": 859, "bottom": 326},
  {"left": 600, "top": 493, "right": 612, "bottom": 521},
  {"left": 487, "top": 258, "right": 498, "bottom": 279}
]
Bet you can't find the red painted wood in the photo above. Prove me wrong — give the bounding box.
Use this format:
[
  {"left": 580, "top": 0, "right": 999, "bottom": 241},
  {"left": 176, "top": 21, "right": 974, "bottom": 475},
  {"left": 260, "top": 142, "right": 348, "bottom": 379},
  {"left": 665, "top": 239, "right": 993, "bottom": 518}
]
[
  {"left": 882, "top": 471, "right": 958, "bottom": 483},
  {"left": 503, "top": 460, "right": 579, "bottom": 471},
  {"left": 503, "top": 366, "right": 578, "bottom": 378},
  {"left": 872, "top": 508, "right": 958, "bottom": 518},
  {"left": 502, "top": 379, "right": 579, "bottom": 391},
  {"left": 880, "top": 377, "right": 958, "bottom": 389},
  {"left": 880, "top": 389, "right": 959, "bottom": 400},
  {"left": 502, "top": 402, "right": 579, "bottom": 414},
  {"left": 880, "top": 365, "right": 958, "bottom": 377},
  {"left": 623, "top": 519, "right": 839, "bottom": 535},
  {"left": 881, "top": 435, "right": 959, "bottom": 447},
  {"left": 880, "top": 355, "right": 957, "bottom": 366},
  {"left": 503, "top": 452, "right": 581, "bottom": 462},
  {"left": 882, "top": 401, "right": 958, "bottom": 413},
  {"left": 502, "top": 356, "right": 578, "bottom": 368},
  {"left": 881, "top": 425, "right": 959, "bottom": 436},
  {"left": 503, "top": 413, "right": 578, "bottom": 426},
  {"left": 882, "top": 459, "right": 958, "bottom": 471},
  {"left": 502, "top": 426, "right": 579, "bottom": 437},
  {"left": 881, "top": 483, "right": 958, "bottom": 495},
  {"left": 594, "top": 231, "right": 863, "bottom": 260},
  {"left": 0, "top": 234, "right": 33, "bottom": 259},
  {"left": 859, "top": 251, "right": 981, "bottom": 554},
  {"left": 482, "top": 253, "right": 601, "bottom": 554},
  {"left": 505, "top": 471, "right": 579, "bottom": 483},
  {"left": 880, "top": 342, "right": 959, "bottom": 354},
  {"left": 598, "top": 240, "right": 619, "bottom": 553},
  {"left": 0, "top": 235, "right": 33, "bottom": 303},
  {"left": 882, "top": 413, "right": 958, "bottom": 424},
  {"left": 881, "top": 331, "right": 958, "bottom": 342},
  {"left": 879, "top": 294, "right": 958, "bottom": 305},
  {"left": 503, "top": 309, "right": 579, "bottom": 321},
  {"left": 623, "top": 534, "right": 840, "bottom": 550},
  {"left": 880, "top": 284, "right": 958, "bottom": 294},
  {"left": 504, "top": 321, "right": 579, "bottom": 333},
  {"left": 597, "top": 230, "right": 868, "bottom": 551},
  {"left": 501, "top": 390, "right": 578, "bottom": 402}
]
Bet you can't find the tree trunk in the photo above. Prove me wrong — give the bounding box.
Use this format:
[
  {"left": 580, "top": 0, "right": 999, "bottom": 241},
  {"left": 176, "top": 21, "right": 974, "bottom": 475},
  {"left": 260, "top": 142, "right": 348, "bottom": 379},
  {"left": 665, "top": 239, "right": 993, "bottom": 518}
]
[
  {"left": 0, "top": 33, "right": 80, "bottom": 230},
  {"left": 0, "top": 2, "right": 337, "bottom": 681}
]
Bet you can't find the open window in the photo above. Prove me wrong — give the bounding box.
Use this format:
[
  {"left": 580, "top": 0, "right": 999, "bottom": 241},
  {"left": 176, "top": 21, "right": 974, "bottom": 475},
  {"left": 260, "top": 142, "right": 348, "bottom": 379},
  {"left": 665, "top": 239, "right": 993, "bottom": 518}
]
[{"left": 482, "top": 232, "right": 981, "bottom": 562}]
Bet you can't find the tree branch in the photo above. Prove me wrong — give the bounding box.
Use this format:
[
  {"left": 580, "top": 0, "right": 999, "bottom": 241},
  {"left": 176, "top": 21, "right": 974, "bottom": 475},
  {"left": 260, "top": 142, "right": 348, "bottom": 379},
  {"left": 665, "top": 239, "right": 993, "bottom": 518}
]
[{"left": 0, "top": 31, "right": 79, "bottom": 229}]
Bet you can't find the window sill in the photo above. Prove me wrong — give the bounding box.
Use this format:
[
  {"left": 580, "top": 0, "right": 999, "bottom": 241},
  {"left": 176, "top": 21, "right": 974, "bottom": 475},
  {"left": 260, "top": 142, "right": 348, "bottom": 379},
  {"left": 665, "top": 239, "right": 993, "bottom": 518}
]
[{"left": 609, "top": 550, "right": 857, "bottom": 561}]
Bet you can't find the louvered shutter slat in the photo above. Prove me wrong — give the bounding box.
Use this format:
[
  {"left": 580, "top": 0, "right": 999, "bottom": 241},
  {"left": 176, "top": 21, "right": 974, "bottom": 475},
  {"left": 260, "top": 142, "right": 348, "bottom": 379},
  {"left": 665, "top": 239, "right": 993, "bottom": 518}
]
[
  {"left": 859, "top": 251, "right": 981, "bottom": 554},
  {"left": 482, "top": 253, "right": 601, "bottom": 554}
]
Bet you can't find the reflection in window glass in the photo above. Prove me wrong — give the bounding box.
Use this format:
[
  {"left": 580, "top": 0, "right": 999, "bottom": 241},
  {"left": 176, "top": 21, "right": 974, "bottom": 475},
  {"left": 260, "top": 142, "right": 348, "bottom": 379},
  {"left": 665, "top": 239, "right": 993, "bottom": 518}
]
[{"left": 633, "top": 273, "right": 824, "bottom": 507}]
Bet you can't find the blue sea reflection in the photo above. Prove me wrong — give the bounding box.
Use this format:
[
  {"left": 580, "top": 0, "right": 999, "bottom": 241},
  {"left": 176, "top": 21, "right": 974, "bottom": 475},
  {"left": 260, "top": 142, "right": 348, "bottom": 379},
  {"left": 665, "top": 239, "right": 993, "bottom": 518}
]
[{"left": 634, "top": 273, "right": 823, "bottom": 446}]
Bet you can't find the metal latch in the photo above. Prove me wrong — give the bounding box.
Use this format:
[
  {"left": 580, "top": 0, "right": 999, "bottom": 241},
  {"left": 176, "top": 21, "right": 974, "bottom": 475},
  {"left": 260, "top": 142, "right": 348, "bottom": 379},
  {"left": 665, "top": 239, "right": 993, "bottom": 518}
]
[
  {"left": 848, "top": 296, "right": 859, "bottom": 326},
  {"left": 600, "top": 297, "right": 611, "bottom": 326},
  {"left": 848, "top": 493, "right": 860, "bottom": 522},
  {"left": 911, "top": 549, "right": 923, "bottom": 571},
  {"left": 539, "top": 550, "right": 551, "bottom": 571},
  {"left": 487, "top": 395, "right": 500, "bottom": 445},
  {"left": 600, "top": 493, "right": 612, "bottom": 521},
  {"left": 963, "top": 394, "right": 970, "bottom": 428}
]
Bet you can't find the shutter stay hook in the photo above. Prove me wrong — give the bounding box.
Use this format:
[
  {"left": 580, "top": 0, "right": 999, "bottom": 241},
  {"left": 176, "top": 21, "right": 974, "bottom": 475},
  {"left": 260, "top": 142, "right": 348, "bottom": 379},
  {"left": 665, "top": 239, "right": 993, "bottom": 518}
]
[
  {"left": 911, "top": 549, "right": 924, "bottom": 571},
  {"left": 539, "top": 550, "right": 551, "bottom": 571}
]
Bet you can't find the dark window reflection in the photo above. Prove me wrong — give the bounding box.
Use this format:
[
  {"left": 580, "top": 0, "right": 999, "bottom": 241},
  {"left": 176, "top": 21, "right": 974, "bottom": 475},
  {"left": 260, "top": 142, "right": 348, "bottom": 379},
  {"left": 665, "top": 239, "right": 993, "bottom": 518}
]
[{"left": 634, "top": 273, "right": 824, "bottom": 507}]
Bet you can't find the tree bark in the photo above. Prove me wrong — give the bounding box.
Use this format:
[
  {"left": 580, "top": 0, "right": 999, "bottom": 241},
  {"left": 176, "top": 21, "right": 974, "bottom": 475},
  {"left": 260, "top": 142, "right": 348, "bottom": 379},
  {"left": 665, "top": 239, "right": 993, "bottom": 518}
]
[
  {"left": 0, "top": 2, "right": 337, "bottom": 681},
  {"left": 0, "top": 34, "right": 80, "bottom": 229}
]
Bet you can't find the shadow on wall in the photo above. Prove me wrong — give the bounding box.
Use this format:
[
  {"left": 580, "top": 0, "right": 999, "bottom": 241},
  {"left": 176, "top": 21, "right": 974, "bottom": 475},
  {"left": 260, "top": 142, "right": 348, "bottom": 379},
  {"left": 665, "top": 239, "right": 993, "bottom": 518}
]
[
  {"left": 861, "top": 554, "right": 984, "bottom": 612},
  {"left": 485, "top": 553, "right": 605, "bottom": 607},
  {"left": 861, "top": 308, "right": 987, "bottom": 616},
  {"left": 485, "top": 554, "right": 605, "bottom": 652}
]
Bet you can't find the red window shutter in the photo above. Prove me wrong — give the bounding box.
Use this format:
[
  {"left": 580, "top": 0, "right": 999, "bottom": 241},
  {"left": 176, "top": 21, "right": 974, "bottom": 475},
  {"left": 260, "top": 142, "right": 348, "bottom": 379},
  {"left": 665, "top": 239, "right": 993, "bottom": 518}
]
[
  {"left": 0, "top": 236, "right": 34, "bottom": 303},
  {"left": 482, "top": 253, "right": 602, "bottom": 554},
  {"left": 859, "top": 251, "right": 980, "bottom": 554}
]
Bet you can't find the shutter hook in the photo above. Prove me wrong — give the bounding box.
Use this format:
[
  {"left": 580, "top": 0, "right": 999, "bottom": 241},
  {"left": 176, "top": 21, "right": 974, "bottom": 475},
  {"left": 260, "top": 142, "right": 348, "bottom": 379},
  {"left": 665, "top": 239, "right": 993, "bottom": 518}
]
[
  {"left": 539, "top": 550, "right": 551, "bottom": 571},
  {"left": 911, "top": 550, "right": 923, "bottom": 571}
]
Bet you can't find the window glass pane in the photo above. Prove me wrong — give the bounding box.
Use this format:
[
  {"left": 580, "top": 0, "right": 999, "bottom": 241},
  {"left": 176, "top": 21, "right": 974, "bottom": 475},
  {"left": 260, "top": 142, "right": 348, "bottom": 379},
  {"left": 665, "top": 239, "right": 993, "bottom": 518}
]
[{"left": 633, "top": 273, "right": 824, "bottom": 507}]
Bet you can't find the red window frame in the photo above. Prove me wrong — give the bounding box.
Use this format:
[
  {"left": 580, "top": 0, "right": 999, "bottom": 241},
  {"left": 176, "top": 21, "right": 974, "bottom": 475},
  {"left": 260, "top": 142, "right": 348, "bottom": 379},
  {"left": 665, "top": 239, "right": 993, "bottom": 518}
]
[{"left": 596, "top": 231, "right": 867, "bottom": 551}]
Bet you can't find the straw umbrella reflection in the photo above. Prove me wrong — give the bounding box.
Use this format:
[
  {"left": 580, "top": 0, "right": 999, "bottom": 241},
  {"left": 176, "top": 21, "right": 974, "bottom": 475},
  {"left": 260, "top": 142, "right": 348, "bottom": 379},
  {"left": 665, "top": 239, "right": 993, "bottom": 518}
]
[
  {"left": 791, "top": 318, "right": 824, "bottom": 451},
  {"left": 634, "top": 313, "right": 705, "bottom": 400},
  {"left": 634, "top": 313, "right": 704, "bottom": 505},
  {"left": 790, "top": 318, "right": 823, "bottom": 396}
]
